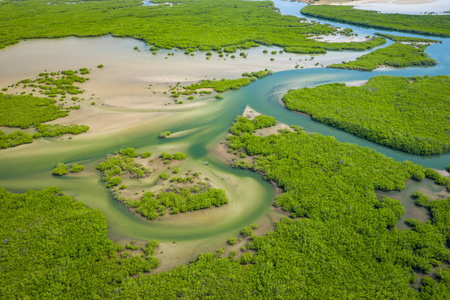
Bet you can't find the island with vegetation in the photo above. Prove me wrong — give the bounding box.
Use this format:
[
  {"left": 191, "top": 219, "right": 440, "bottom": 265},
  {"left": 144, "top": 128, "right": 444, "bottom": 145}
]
[
  {"left": 283, "top": 75, "right": 450, "bottom": 155},
  {"left": 301, "top": 5, "right": 450, "bottom": 37},
  {"left": 328, "top": 40, "right": 437, "bottom": 71},
  {"left": 183, "top": 70, "right": 273, "bottom": 93},
  {"left": 96, "top": 147, "right": 228, "bottom": 220},
  {"left": 375, "top": 33, "right": 442, "bottom": 44}
]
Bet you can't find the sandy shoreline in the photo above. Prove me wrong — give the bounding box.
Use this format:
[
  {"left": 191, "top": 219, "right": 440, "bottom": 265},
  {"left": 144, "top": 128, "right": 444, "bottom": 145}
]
[
  {"left": 0, "top": 35, "right": 377, "bottom": 137},
  {"left": 311, "top": 0, "right": 450, "bottom": 14}
]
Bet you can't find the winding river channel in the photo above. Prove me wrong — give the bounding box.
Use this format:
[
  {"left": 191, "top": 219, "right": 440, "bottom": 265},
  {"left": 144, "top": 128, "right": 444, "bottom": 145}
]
[{"left": 0, "top": 0, "right": 449, "bottom": 267}]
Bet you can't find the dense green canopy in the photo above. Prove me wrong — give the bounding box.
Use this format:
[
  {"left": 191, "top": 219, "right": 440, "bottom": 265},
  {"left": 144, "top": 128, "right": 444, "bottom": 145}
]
[
  {"left": 0, "top": 187, "right": 159, "bottom": 298},
  {"left": 283, "top": 75, "right": 450, "bottom": 155},
  {"left": 328, "top": 42, "right": 437, "bottom": 71},
  {"left": 1, "top": 116, "right": 449, "bottom": 298},
  {"left": 0, "top": 93, "right": 68, "bottom": 128},
  {"left": 301, "top": 5, "right": 450, "bottom": 37},
  {"left": 0, "top": 0, "right": 385, "bottom": 52}
]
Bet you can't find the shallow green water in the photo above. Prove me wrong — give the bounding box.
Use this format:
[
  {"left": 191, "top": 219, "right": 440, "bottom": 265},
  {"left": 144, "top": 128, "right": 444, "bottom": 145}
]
[{"left": 0, "top": 2, "right": 449, "bottom": 247}]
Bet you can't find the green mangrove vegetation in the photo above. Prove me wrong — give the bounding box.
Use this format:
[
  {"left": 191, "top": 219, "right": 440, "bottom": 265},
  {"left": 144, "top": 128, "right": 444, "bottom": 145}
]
[
  {"left": 375, "top": 33, "right": 442, "bottom": 43},
  {"left": 284, "top": 36, "right": 386, "bottom": 54},
  {"left": 52, "top": 163, "right": 69, "bottom": 176},
  {"left": 125, "top": 184, "right": 228, "bottom": 220},
  {"left": 0, "top": 93, "right": 70, "bottom": 128},
  {"left": 328, "top": 42, "right": 437, "bottom": 71},
  {"left": 52, "top": 162, "right": 85, "bottom": 177},
  {"left": 0, "top": 0, "right": 385, "bottom": 53},
  {"left": 159, "top": 131, "right": 171, "bottom": 138},
  {"left": 0, "top": 69, "right": 90, "bottom": 149},
  {"left": 9, "top": 68, "right": 89, "bottom": 100},
  {"left": 0, "top": 130, "right": 34, "bottom": 149},
  {"left": 2, "top": 113, "right": 450, "bottom": 297},
  {"left": 0, "top": 187, "right": 160, "bottom": 298},
  {"left": 283, "top": 75, "right": 450, "bottom": 155},
  {"left": 183, "top": 70, "right": 273, "bottom": 93},
  {"left": 229, "top": 115, "right": 277, "bottom": 135},
  {"left": 301, "top": 5, "right": 450, "bottom": 37},
  {"left": 33, "top": 124, "right": 89, "bottom": 138},
  {"left": 112, "top": 114, "right": 449, "bottom": 298},
  {"left": 96, "top": 148, "right": 228, "bottom": 220},
  {"left": 2, "top": 0, "right": 450, "bottom": 297},
  {"left": 70, "top": 163, "right": 85, "bottom": 173}
]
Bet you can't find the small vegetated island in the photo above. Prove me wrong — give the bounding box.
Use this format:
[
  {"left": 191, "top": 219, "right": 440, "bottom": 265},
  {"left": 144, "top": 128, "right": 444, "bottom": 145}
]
[
  {"left": 328, "top": 34, "right": 438, "bottom": 71},
  {"left": 183, "top": 70, "right": 272, "bottom": 93},
  {"left": 0, "top": 69, "right": 90, "bottom": 149},
  {"left": 96, "top": 147, "right": 227, "bottom": 220},
  {"left": 283, "top": 75, "right": 450, "bottom": 155},
  {"left": 166, "top": 70, "right": 273, "bottom": 103},
  {"left": 52, "top": 162, "right": 85, "bottom": 176},
  {"left": 0, "top": 0, "right": 386, "bottom": 53},
  {"left": 301, "top": 5, "right": 450, "bottom": 37},
  {"left": 1, "top": 112, "right": 450, "bottom": 298}
]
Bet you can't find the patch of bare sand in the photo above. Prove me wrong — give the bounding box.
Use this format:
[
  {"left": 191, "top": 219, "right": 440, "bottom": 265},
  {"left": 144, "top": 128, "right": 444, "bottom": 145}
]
[
  {"left": 331, "top": 0, "right": 450, "bottom": 14},
  {"left": 433, "top": 169, "right": 449, "bottom": 177},
  {"left": 345, "top": 80, "right": 369, "bottom": 86},
  {"left": 303, "top": 0, "right": 436, "bottom": 5},
  {"left": 309, "top": 35, "right": 371, "bottom": 43}
]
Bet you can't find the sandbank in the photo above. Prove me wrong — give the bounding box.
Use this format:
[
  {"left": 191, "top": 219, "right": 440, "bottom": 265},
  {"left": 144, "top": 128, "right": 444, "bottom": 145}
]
[
  {"left": 0, "top": 35, "right": 382, "bottom": 138},
  {"left": 345, "top": 80, "right": 369, "bottom": 86},
  {"left": 329, "top": 0, "right": 450, "bottom": 14},
  {"left": 309, "top": 34, "right": 371, "bottom": 43}
]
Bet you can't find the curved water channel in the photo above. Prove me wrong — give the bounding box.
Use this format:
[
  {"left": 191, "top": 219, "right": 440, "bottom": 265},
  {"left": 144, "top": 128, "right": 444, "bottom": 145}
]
[{"left": 0, "top": 1, "right": 449, "bottom": 263}]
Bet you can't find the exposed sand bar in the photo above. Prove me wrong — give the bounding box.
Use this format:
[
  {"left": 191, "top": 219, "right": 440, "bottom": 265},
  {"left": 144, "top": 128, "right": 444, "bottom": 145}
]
[
  {"left": 0, "top": 35, "right": 374, "bottom": 135},
  {"left": 333, "top": 0, "right": 450, "bottom": 14}
]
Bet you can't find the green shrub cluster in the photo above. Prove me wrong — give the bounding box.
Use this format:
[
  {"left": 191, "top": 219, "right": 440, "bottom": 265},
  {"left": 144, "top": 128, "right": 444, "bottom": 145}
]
[
  {"left": 159, "top": 131, "right": 171, "bottom": 138},
  {"left": 286, "top": 36, "right": 386, "bottom": 53},
  {"left": 0, "top": 93, "right": 69, "bottom": 128},
  {"left": 120, "top": 147, "right": 139, "bottom": 158},
  {"left": 0, "top": 124, "right": 89, "bottom": 149},
  {"left": 70, "top": 163, "right": 85, "bottom": 173},
  {"left": 328, "top": 42, "right": 437, "bottom": 71},
  {"left": 14, "top": 69, "right": 87, "bottom": 96},
  {"left": 229, "top": 115, "right": 276, "bottom": 135},
  {"left": 184, "top": 70, "right": 273, "bottom": 93},
  {"left": 141, "top": 151, "right": 152, "bottom": 158},
  {"left": 160, "top": 152, "right": 186, "bottom": 160},
  {"left": 184, "top": 78, "right": 255, "bottom": 93},
  {"left": 0, "top": 130, "right": 34, "bottom": 149},
  {"left": 282, "top": 75, "right": 450, "bottom": 155},
  {"left": 97, "top": 149, "right": 150, "bottom": 182},
  {"left": 241, "top": 70, "right": 273, "bottom": 79},
  {"left": 125, "top": 183, "right": 228, "bottom": 220},
  {"left": 301, "top": 5, "right": 450, "bottom": 37},
  {"left": 52, "top": 163, "right": 69, "bottom": 176},
  {"left": 0, "top": 69, "right": 90, "bottom": 150},
  {"left": 33, "top": 124, "right": 89, "bottom": 138},
  {"left": 375, "top": 33, "right": 441, "bottom": 43},
  {"left": 284, "top": 46, "right": 327, "bottom": 54}
]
